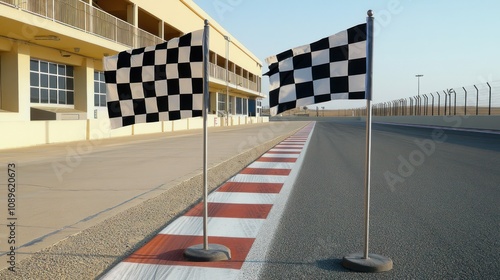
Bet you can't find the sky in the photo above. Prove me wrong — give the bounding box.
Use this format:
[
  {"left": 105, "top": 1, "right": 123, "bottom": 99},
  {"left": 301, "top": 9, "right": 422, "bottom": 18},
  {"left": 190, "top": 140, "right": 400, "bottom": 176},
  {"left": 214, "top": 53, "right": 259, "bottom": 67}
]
[{"left": 193, "top": 0, "right": 499, "bottom": 109}]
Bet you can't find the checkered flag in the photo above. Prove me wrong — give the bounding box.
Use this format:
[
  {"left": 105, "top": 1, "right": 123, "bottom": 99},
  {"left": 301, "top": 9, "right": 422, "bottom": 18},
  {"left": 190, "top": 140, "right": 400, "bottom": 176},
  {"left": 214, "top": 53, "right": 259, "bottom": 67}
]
[
  {"left": 265, "top": 23, "right": 367, "bottom": 116},
  {"left": 104, "top": 30, "right": 204, "bottom": 129}
]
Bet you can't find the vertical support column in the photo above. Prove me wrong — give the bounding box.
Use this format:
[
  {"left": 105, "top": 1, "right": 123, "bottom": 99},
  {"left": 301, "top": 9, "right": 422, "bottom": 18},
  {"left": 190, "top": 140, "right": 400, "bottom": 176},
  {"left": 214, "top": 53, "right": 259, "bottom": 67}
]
[
  {"left": 127, "top": 3, "right": 138, "bottom": 26},
  {"left": 127, "top": 3, "right": 138, "bottom": 47},
  {"left": 224, "top": 35, "right": 230, "bottom": 125},
  {"left": 159, "top": 20, "right": 165, "bottom": 40},
  {"left": 1, "top": 42, "right": 30, "bottom": 120},
  {"left": 74, "top": 58, "right": 94, "bottom": 119}
]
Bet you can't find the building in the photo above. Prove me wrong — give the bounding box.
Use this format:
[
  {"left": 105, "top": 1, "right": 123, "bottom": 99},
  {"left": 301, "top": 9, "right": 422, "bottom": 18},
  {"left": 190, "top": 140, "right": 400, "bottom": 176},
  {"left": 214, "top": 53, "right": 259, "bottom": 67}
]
[{"left": 0, "top": 0, "right": 265, "bottom": 150}]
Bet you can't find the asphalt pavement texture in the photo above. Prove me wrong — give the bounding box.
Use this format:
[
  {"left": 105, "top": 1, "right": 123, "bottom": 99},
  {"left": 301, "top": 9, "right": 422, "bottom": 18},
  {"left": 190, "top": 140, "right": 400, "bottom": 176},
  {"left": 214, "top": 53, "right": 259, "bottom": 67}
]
[{"left": 259, "top": 119, "right": 500, "bottom": 279}]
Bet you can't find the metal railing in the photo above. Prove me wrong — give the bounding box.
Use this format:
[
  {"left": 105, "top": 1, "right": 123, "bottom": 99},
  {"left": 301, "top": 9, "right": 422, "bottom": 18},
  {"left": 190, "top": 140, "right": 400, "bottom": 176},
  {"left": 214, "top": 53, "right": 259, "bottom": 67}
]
[
  {"left": 209, "top": 63, "right": 258, "bottom": 92},
  {"left": 1, "top": 0, "right": 163, "bottom": 48},
  {"left": 370, "top": 81, "right": 500, "bottom": 117},
  {"left": 337, "top": 81, "right": 500, "bottom": 117}
]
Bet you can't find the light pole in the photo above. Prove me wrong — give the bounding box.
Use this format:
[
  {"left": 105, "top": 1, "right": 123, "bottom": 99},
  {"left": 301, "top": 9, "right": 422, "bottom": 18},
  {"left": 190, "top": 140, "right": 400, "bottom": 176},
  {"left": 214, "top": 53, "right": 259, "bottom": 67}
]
[{"left": 415, "top": 74, "right": 423, "bottom": 96}]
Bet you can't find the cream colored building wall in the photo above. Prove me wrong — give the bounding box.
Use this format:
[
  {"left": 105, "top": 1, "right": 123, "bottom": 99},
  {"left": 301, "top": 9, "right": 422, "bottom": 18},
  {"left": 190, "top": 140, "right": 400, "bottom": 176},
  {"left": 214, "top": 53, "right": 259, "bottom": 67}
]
[
  {"left": 1, "top": 42, "right": 31, "bottom": 120},
  {"left": 74, "top": 58, "right": 95, "bottom": 114},
  {"left": 132, "top": 0, "right": 262, "bottom": 75},
  {"left": 47, "top": 120, "right": 87, "bottom": 143},
  {"left": 0, "top": 116, "right": 270, "bottom": 150},
  {"left": 0, "top": 0, "right": 265, "bottom": 150}
]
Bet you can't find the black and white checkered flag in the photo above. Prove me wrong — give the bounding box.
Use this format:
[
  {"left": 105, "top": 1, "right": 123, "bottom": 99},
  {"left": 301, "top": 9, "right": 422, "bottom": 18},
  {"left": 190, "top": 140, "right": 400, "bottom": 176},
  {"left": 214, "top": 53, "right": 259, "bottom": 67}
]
[
  {"left": 265, "top": 23, "right": 367, "bottom": 116},
  {"left": 104, "top": 30, "right": 204, "bottom": 129}
]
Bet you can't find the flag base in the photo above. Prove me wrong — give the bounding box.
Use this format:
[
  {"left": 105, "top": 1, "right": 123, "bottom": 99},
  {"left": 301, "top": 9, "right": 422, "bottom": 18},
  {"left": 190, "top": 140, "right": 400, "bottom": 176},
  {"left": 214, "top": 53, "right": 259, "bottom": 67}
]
[
  {"left": 342, "top": 252, "right": 393, "bottom": 272},
  {"left": 184, "top": 244, "right": 231, "bottom": 262}
]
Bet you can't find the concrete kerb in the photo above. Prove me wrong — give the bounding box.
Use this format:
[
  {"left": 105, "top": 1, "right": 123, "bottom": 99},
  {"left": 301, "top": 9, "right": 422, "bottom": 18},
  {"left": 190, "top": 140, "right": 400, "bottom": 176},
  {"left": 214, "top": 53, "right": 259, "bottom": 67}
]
[{"left": 0, "top": 122, "right": 309, "bottom": 280}]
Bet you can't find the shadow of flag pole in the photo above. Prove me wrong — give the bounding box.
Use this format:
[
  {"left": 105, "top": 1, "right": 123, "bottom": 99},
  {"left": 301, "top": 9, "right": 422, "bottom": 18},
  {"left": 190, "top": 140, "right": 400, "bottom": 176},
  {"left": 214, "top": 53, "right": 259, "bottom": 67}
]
[
  {"left": 341, "top": 10, "right": 393, "bottom": 273},
  {"left": 183, "top": 19, "right": 231, "bottom": 262}
]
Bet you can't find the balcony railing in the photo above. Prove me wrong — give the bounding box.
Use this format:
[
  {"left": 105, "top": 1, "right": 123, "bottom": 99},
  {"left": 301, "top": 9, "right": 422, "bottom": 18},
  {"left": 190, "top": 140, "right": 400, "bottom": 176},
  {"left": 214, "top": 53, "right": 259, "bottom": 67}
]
[
  {"left": 1, "top": 0, "right": 163, "bottom": 48},
  {"left": 209, "top": 63, "right": 258, "bottom": 93},
  {"left": 1, "top": 0, "right": 261, "bottom": 94}
]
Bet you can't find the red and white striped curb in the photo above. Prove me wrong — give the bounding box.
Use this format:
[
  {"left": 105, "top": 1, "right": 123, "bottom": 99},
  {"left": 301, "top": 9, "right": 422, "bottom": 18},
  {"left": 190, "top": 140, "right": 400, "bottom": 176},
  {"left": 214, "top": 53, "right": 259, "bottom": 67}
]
[{"left": 101, "top": 122, "right": 315, "bottom": 280}]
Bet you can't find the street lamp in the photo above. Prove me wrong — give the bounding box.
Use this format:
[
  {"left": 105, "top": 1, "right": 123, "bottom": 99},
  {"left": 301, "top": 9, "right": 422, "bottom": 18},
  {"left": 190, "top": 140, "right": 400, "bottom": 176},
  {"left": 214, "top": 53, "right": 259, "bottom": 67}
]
[{"left": 415, "top": 74, "right": 423, "bottom": 96}]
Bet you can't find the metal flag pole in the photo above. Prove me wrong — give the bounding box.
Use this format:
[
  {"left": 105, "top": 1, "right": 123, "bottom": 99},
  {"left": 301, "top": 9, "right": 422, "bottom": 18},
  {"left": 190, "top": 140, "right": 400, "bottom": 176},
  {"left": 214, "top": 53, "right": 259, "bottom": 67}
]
[
  {"left": 342, "top": 10, "right": 393, "bottom": 273},
  {"left": 184, "top": 19, "right": 231, "bottom": 262},
  {"left": 202, "top": 19, "right": 210, "bottom": 252}
]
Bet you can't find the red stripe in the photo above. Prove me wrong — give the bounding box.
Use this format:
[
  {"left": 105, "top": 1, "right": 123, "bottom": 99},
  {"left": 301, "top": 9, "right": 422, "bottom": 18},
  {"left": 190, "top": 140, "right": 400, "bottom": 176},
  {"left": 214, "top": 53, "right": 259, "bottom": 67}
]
[
  {"left": 217, "top": 182, "right": 283, "bottom": 193},
  {"left": 273, "top": 146, "right": 303, "bottom": 149},
  {"left": 240, "top": 168, "right": 291, "bottom": 175},
  {"left": 257, "top": 157, "right": 297, "bottom": 162},
  {"left": 125, "top": 235, "right": 254, "bottom": 269},
  {"left": 267, "top": 151, "right": 301, "bottom": 154},
  {"left": 184, "top": 203, "right": 273, "bottom": 219}
]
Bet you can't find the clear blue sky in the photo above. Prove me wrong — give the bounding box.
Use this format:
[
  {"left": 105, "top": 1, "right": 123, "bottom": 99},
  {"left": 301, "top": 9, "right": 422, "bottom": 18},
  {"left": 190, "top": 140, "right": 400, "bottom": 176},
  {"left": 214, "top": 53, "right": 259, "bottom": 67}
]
[{"left": 193, "top": 0, "right": 499, "bottom": 109}]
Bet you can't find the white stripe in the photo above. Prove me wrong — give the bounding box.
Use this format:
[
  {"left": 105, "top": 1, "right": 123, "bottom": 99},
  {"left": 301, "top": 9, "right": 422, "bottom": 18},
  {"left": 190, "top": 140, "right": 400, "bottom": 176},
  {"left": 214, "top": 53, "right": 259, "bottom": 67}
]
[
  {"left": 248, "top": 162, "right": 295, "bottom": 169},
  {"left": 229, "top": 174, "right": 288, "bottom": 183},
  {"left": 261, "top": 153, "right": 299, "bottom": 158},
  {"left": 159, "top": 216, "right": 264, "bottom": 238},
  {"left": 269, "top": 149, "right": 302, "bottom": 152},
  {"left": 238, "top": 122, "right": 316, "bottom": 280},
  {"left": 209, "top": 192, "right": 278, "bottom": 205},
  {"left": 101, "top": 262, "right": 240, "bottom": 280},
  {"left": 275, "top": 144, "right": 304, "bottom": 148}
]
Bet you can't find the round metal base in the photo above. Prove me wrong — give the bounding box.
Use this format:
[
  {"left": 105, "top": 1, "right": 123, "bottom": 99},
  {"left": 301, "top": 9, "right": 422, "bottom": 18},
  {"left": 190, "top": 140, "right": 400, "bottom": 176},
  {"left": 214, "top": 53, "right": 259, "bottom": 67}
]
[
  {"left": 342, "top": 253, "right": 393, "bottom": 272},
  {"left": 183, "top": 244, "right": 231, "bottom": 262}
]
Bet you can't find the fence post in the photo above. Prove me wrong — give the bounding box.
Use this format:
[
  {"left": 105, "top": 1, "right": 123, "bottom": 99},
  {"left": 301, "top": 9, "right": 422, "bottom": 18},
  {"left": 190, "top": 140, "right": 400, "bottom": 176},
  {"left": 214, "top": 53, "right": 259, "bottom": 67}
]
[
  {"left": 447, "top": 90, "right": 452, "bottom": 115},
  {"left": 463, "top": 87, "right": 467, "bottom": 115},
  {"left": 474, "top": 85, "right": 479, "bottom": 115},
  {"left": 443, "top": 90, "right": 448, "bottom": 116},
  {"left": 429, "top": 93, "right": 434, "bottom": 116},
  {"left": 487, "top": 82, "right": 492, "bottom": 115},
  {"left": 417, "top": 96, "right": 420, "bottom": 115},
  {"left": 436, "top": 92, "right": 441, "bottom": 116},
  {"left": 412, "top": 96, "right": 416, "bottom": 115},
  {"left": 453, "top": 89, "right": 457, "bottom": 115},
  {"left": 423, "top": 94, "right": 428, "bottom": 115}
]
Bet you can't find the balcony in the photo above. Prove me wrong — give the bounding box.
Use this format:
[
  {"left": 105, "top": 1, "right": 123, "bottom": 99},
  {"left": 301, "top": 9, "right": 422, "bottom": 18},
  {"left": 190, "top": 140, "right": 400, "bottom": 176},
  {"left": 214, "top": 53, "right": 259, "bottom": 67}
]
[
  {"left": 1, "top": 0, "right": 163, "bottom": 48},
  {"left": 209, "top": 63, "right": 260, "bottom": 93},
  {"left": 0, "top": 0, "right": 261, "bottom": 94}
]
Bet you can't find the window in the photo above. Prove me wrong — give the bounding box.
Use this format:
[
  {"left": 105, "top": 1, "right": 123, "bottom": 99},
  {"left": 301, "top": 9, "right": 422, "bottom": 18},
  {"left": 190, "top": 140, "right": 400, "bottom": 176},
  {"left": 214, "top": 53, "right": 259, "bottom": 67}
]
[
  {"left": 30, "top": 59, "right": 74, "bottom": 105},
  {"left": 235, "top": 97, "right": 248, "bottom": 115},
  {"left": 236, "top": 97, "right": 242, "bottom": 114},
  {"left": 94, "top": 71, "right": 107, "bottom": 107},
  {"left": 217, "top": 93, "right": 226, "bottom": 112}
]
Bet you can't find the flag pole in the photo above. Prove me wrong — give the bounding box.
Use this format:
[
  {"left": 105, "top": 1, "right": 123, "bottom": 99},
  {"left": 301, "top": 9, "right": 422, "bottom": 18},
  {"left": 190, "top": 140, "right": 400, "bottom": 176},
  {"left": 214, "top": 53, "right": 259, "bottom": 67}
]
[
  {"left": 184, "top": 19, "right": 231, "bottom": 262},
  {"left": 342, "top": 10, "right": 393, "bottom": 273}
]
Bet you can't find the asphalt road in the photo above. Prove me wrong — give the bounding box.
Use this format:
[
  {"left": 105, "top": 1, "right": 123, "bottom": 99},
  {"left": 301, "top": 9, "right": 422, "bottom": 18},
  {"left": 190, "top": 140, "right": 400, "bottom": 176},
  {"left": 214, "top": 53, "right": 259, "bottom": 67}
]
[{"left": 259, "top": 120, "right": 500, "bottom": 279}]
